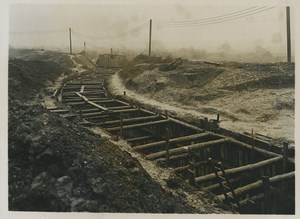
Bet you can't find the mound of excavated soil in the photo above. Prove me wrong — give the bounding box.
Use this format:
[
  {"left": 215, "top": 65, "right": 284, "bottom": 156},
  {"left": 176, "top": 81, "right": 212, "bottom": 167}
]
[
  {"left": 117, "top": 60, "right": 295, "bottom": 143},
  {"left": 9, "top": 48, "right": 75, "bottom": 69},
  {"left": 8, "top": 50, "right": 201, "bottom": 213},
  {"left": 9, "top": 100, "right": 196, "bottom": 212},
  {"left": 9, "top": 59, "right": 65, "bottom": 101}
]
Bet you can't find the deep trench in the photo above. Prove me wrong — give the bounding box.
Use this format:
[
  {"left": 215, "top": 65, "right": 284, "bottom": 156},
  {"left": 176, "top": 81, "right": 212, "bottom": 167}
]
[{"left": 49, "top": 69, "right": 295, "bottom": 214}]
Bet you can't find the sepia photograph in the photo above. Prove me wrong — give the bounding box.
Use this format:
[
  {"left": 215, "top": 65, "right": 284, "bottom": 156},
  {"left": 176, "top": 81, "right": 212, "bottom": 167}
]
[{"left": 1, "top": 0, "right": 297, "bottom": 217}]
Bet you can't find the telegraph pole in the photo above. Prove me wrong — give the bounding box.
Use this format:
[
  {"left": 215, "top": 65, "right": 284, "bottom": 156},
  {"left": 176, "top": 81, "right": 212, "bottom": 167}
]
[
  {"left": 148, "top": 19, "right": 152, "bottom": 57},
  {"left": 69, "top": 27, "right": 72, "bottom": 55},
  {"left": 84, "top": 42, "right": 86, "bottom": 52},
  {"left": 286, "top": 6, "right": 291, "bottom": 63}
]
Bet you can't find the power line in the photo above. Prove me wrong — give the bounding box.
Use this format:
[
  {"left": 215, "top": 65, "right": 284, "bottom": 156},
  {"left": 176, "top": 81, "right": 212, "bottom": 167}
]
[
  {"left": 154, "top": 6, "right": 261, "bottom": 24},
  {"left": 153, "top": 6, "right": 276, "bottom": 27}
]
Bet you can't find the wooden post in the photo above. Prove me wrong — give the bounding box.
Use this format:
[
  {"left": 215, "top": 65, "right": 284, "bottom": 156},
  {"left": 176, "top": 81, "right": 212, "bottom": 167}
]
[
  {"left": 282, "top": 142, "right": 288, "bottom": 173},
  {"left": 148, "top": 19, "right": 152, "bottom": 57},
  {"left": 204, "top": 117, "right": 208, "bottom": 129},
  {"left": 188, "top": 161, "right": 195, "bottom": 185},
  {"left": 251, "top": 129, "right": 255, "bottom": 163},
  {"left": 286, "top": 6, "right": 291, "bottom": 63},
  {"left": 84, "top": 42, "right": 86, "bottom": 52},
  {"left": 120, "top": 113, "right": 124, "bottom": 138},
  {"left": 165, "top": 125, "right": 170, "bottom": 166},
  {"left": 217, "top": 114, "right": 220, "bottom": 122},
  {"left": 262, "top": 176, "right": 271, "bottom": 214},
  {"left": 69, "top": 28, "right": 72, "bottom": 55}
]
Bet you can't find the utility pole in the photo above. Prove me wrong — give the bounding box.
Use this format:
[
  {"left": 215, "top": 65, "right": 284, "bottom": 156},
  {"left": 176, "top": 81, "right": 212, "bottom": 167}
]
[
  {"left": 69, "top": 27, "right": 72, "bottom": 55},
  {"left": 148, "top": 19, "right": 152, "bottom": 57},
  {"left": 286, "top": 6, "right": 291, "bottom": 63},
  {"left": 84, "top": 42, "right": 86, "bottom": 52}
]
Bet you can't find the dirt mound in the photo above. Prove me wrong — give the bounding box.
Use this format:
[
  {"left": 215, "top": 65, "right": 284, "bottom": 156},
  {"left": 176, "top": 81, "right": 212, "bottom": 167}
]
[
  {"left": 9, "top": 59, "right": 65, "bottom": 101},
  {"left": 116, "top": 60, "right": 295, "bottom": 142},
  {"left": 208, "top": 62, "right": 295, "bottom": 91},
  {"left": 9, "top": 48, "right": 75, "bottom": 69},
  {"left": 9, "top": 100, "right": 196, "bottom": 212}
]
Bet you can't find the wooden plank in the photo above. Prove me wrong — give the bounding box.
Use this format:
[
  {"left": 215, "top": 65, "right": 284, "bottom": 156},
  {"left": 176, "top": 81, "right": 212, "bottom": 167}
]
[
  {"left": 203, "top": 175, "right": 250, "bottom": 191},
  {"left": 103, "top": 115, "right": 159, "bottom": 126},
  {"left": 106, "top": 105, "right": 132, "bottom": 110},
  {"left": 156, "top": 153, "right": 189, "bottom": 162},
  {"left": 106, "top": 119, "right": 168, "bottom": 132},
  {"left": 217, "top": 171, "right": 295, "bottom": 201},
  {"left": 93, "top": 99, "right": 116, "bottom": 104},
  {"left": 50, "top": 109, "right": 70, "bottom": 113},
  {"left": 239, "top": 193, "right": 264, "bottom": 206},
  {"left": 112, "top": 108, "right": 138, "bottom": 114},
  {"left": 87, "top": 101, "right": 108, "bottom": 111},
  {"left": 146, "top": 139, "right": 227, "bottom": 160},
  {"left": 169, "top": 117, "right": 204, "bottom": 133},
  {"left": 75, "top": 92, "right": 108, "bottom": 111},
  {"left": 195, "top": 157, "right": 281, "bottom": 184},
  {"left": 134, "top": 132, "right": 210, "bottom": 151}
]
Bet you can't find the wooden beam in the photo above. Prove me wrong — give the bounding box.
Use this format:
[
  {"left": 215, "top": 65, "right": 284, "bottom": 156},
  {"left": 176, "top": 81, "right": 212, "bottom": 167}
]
[
  {"left": 195, "top": 157, "right": 281, "bottom": 184},
  {"left": 103, "top": 115, "right": 159, "bottom": 126},
  {"left": 239, "top": 193, "right": 264, "bottom": 206},
  {"left": 106, "top": 105, "right": 132, "bottom": 110},
  {"left": 50, "top": 109, "right": 70, "bottom": 113},
  {"left": 133, "top": 132, "right": 210, "bottom": 151},
  {"left": 87, "top": 101, "right": 108, "bottom": 111},
  {"left": 169, "top": 117, "right": 204, "bottom": 133},
  {"left": 217, "top": 171, "right": 294, "bottom": 201},
  {"left": 228, "top": 138, "right": 281, "bottom": 159},
  {"left": 146, "top": 138, "right": 227, "bottom": 160},
  {"left": 106, "top": 119, "right": 168, "bottom": 132},
  {"left": 126, "top": 135, "right": 154, "bottom": 142},
  {"left": 203, "top": 174, "right": 251, "bottom": 192},
  {"left": 93, "top": 99, "right": 116, "bottom": 104},
  {"left": 111, "top": 108, "right": 138, "bottom": 114},
  {"left": 67, "top": 82, "right": 101, "bottom": 85},
  {"left": 156, "top": 153, "right": 189, "bottom": 162}
]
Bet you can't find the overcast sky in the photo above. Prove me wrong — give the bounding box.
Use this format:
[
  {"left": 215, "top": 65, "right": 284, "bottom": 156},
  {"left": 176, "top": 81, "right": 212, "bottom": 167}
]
[{"left": 9, "top": 3, "right": 295, "bottom": 55}]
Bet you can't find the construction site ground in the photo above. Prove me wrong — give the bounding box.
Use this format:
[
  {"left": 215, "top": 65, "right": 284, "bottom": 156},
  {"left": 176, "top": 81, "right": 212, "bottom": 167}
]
[
  {"left": 8, "top": 49, "right": 226, "bottom": 213},
  {"left": 108, "top": 60, "right": 294, "bottom": 146}
]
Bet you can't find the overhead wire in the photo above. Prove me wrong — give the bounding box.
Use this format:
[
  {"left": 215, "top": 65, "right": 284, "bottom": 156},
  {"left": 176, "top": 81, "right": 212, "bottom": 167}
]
[
  {"left": 154, "top": 6, "right": 261, "bottom": 24},
  {"left": 153, "top": 6, "right": 276, "bottom": 27}
]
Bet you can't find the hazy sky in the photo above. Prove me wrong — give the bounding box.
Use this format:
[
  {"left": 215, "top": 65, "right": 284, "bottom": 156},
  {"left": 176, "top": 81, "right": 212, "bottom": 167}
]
[{"left": 9, "top": 3, "right": 295, "bottom": 55}]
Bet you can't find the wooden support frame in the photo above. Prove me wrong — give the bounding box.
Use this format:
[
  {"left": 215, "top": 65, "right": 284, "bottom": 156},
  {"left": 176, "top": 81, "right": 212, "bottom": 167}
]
[
  {"left": 146, "top": 138, "right": 227, "bottom": 160},
  {"left": 194, "top": 157, "right": 282, "bottom": 184},
  {"left": 217, "top": 171, "right": 294, "bottom": 201},
  {"left": 106, "top": 119, "right": 169, "bottom": 132},
  {"left": 133, "top": 132, "right": 210, "bottom": 151}
]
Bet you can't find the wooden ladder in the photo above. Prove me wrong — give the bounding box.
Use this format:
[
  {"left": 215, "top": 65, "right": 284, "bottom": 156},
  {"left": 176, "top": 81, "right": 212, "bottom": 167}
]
[{"left": 209, "top": 158, "right": 240, "bottom": 212}]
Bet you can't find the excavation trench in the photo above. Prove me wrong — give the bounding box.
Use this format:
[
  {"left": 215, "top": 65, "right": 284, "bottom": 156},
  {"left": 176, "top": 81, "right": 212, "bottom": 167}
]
[{"left": 49, "top": 69, "right": 295, "bottom": 214}]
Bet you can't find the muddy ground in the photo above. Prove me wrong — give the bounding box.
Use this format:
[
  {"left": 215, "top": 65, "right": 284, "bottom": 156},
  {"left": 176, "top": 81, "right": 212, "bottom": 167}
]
[
  {"left": 8, "top": 49, "right": 224, "bottom": 213},
  {"left": 112, "top": 59, "right": 294, "bottom": 145}
]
